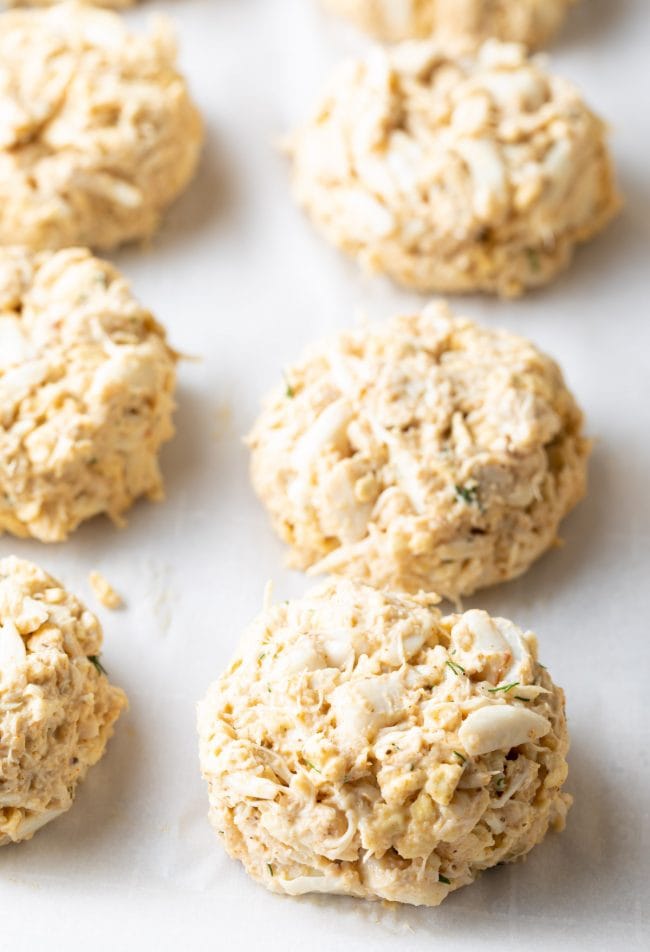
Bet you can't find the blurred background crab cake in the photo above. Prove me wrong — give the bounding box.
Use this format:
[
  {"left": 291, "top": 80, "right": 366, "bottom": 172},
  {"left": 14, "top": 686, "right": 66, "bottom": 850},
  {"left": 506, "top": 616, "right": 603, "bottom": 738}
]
[
  {"left": 198, "top": 579, "right": 571, "bottom": 906},
  {"left": 0, "top": 557, "right": 127, "bottom": 846},
  {"left": 323, "top": 0, "right": 577, "bottom": 48},
  {"left": 0, "top": 2, "right": 202, "bottom": 251},
  {"left": 287, "top": 39, "right": 620, "bottom": 297},
  {"left": 248, "top": 302, "right": 590, "bottom": 600},
  {"left": 0, "top": 247, "right": 177, "bottom": 541}
]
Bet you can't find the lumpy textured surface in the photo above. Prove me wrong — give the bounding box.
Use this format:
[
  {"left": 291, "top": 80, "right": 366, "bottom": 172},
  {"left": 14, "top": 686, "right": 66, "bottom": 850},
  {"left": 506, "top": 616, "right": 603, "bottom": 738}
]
[
  {"left": 249, "top": 302, "right": 590, "bottom": 599},
  {"left": 198, "top": 579, "right": 571, "bottom": 906}
]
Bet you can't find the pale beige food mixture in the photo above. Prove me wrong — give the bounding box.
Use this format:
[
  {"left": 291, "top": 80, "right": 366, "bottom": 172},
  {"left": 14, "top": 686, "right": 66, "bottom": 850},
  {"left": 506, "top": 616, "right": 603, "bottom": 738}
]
[
  {"left": 199, "top": 579, "right": 571, "bottom": 905},
  {"left": 0, "top": 246, "right": 177, "bottom": 541},
  {"left": 248, "top": 303, "right": 589, "bottom": 600},
  {"left": 0, "top": 2, "right": 202, "bottom": 251},
  {"left": 0, "top": 556, "right": 127, "bottom": 846},
  {"left": 288, "top": 39, "right": 620, "bottom": 296},
  {"left": 324, "top": 0, "right": 576, "bottom": 48}
]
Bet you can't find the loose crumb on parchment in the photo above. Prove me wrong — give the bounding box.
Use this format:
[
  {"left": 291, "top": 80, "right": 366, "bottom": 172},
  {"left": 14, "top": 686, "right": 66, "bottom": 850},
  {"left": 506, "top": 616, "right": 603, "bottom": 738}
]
[{"left": 89, "top": 571, "right": 123, "bottom": 610}]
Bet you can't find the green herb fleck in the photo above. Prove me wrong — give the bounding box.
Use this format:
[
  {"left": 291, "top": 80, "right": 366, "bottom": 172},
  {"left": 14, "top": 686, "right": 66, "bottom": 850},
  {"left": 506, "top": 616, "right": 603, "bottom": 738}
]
[
  {"left": 514, "top": 695, "right": 530, "bottom": 702},
  {"left": 438, "top": 874, "right": 451, "bottom": 885},
  {"left": 257, "top": 652, "right": 266, "bottom": 662},
  {"left": 88, "top": 655, "right": 107, "bottom": 676},
  {"left": 452, "top": 750, "right": 466, "bottom": 765},
  {"left": 487, "top": 681, "right": 519, "bottom": 694},
  {"left": 495, "top": 775, "right": 506, "bottom": 792},
  {"left": 283, "top": 372, "right": 294, "bottom": 398},
  {"left": 305, "top": 760, "right": 321, "bottom": 774},
  {"left": 267, "top": 863, "right": 274, "bottom": 876},
  {"left": 526, "top": 248, "right": 541, "bottom": 272},
  {"left": 446, "top": 659, "right": 466, "bottom": 677},
  {"left": 454, "top": 484, "right": 478, "bottom": 505}
]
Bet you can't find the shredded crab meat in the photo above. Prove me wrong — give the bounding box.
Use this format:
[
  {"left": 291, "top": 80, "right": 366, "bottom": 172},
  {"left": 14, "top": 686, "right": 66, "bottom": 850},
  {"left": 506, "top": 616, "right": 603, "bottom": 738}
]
[
  {"left": 198, "top": 578, "right": 571, "bottom": 906},
  {"left": 287, "top": 37, "right": 619, "bottom": 296},
  {"left": 323, "top": 0, "right": 577, "bottom": 49},
  {"left": 0, "top": 2, "right": 202, "bottom": 251},
  {"left": 0, "top": 556, "right": 127, "bottom": 846},
  {"left": 248, "top": 301, "right": 590, "bottom": 600},
  {"left": 0, "top": 247, "right": 177, "bottom": 542}
]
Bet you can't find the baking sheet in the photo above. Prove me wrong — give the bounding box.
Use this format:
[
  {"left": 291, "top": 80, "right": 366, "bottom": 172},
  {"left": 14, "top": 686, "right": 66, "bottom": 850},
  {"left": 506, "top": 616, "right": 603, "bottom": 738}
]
[{"left": 2, "top": 0, "right": 649, "bottom": 949}]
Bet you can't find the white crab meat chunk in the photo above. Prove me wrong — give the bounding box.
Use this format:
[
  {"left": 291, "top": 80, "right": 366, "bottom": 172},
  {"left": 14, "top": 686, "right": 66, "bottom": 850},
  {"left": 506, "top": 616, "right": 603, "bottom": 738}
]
[
  {"left": 317, "top": 459, "right": 373, "bottom": 544},
  {"left": 331, "top": 671, "right": 405, "bottom": 749},
  {"left": 0, "top": 619, "right": 27, "bottom": 673},
  {"left": 0, "top": 315, "right": 36, "bottom": 369},
  {"left": 458, "top": 705, "right": 551, "bottom": 756}
]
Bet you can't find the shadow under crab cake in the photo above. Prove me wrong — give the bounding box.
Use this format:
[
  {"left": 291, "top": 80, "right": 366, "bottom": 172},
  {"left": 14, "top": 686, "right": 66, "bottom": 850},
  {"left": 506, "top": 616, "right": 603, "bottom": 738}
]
[{"left": 557, "top": 0, "right": 635, "bottom": 50}]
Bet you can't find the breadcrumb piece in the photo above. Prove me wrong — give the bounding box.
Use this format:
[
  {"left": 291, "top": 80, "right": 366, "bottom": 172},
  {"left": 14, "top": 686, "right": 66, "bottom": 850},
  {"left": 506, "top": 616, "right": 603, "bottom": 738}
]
[{"left": 89, "top": 571, "right": 123, "bottom": 610}]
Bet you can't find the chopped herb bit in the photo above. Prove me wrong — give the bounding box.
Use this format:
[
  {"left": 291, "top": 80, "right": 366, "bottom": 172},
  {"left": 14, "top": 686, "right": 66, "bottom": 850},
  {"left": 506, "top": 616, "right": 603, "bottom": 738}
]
[
  {"left": 267, "top": 863, "right": 274, "bottom": 876},
  {"left": 514, "top": 695, "right": 530, "bottom": 702},
  {"left": 283, "top": 371, "right": 294, "bottom": 398},
  {"left": 446, "top": 659, "right": 466, "bottom": 677},
  {"left": 526, "top": 248, "right": 541, "bottom": 272},
  {"left": 454, "top": 483, "right": 478, "bottom": 505},
  {"left": 438, "top": 874, "right": 451, "bottom": 885},
  {"left": 452, "top": 750, "right": 466, "bottom": 764},
  {"left": 538, "top": 663, "right": 547, "bottom": 669},
  {"left": 88, "top": 655, "right": 107, "bottom": 676},
  {"left": 305, "top": 760, "right": 321, "bottom": 774},
  {"left": 487, "top": 681, "right": 519, "bottom": 694},
  {"left": 495, "top": 775, "right": 506, "bottom": 792},
  {"left": 257, "top": 652, "right": 266, "bottom": 662}
]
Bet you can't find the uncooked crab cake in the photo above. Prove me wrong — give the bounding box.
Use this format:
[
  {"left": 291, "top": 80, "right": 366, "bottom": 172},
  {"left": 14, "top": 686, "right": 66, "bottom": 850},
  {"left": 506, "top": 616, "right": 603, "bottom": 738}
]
[
  {"left": 248, "top": 302, "right": 590, "bottom": 600},
  {"left": 0, "top": 246, "right": 177, "bottom": 542},
  {"left": 0, "top": 2, "right": 202, "bottom": 251},
  {"left": 198, "top": 579, "right": 571, "bottom": 905},
  {"left": 287, "top": 39, "right": 620, "bottom": 296},
  {"left": 0, "top": 556, "right": 127, "bottom": 846},
  {"left": 324, "top": 0, "right": 576, "bottom": 48}
]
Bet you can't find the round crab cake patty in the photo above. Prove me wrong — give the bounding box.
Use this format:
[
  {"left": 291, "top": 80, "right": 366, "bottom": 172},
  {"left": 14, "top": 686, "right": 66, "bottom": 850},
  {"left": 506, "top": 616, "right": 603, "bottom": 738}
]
[
  {"left": 324, "top": 0, "right": 576, "bottom": 48},
  {"left": 0, "top": 556, "right": 127, "bottom": 846},
  {"left": 0, "top": 246, "right": 177, "bottom": 542},
  {"left": 287, "top": 39, "right": 620, "bottom": 297},
  {"left": 248, "top": 302, "right": 590, "bottom": 600},
  {"left": 198, "top": 579, "right": 571, "bottom": 906},
  {"left": 0, "top": 2, "right": 203, "bottom": 251}
]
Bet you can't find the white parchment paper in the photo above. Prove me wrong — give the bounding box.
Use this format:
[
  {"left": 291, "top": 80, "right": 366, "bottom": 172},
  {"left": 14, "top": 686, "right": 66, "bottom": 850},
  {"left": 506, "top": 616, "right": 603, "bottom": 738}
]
[{"left": 1, "top": 1, "right": 649, "bottom": 949}]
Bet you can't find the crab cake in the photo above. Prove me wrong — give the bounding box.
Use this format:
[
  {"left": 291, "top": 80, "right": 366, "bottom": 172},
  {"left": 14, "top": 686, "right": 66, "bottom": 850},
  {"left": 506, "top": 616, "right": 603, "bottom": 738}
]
[
  {"left": 324, "top": 0, "right": 576, "bottom": 48},
  {"left": 0, "top": 2, "right": 202, "bottom": 252},
  {"left": 248, "top": 302, "right": 589, "bottom": 600},
  {"left": 0, "top": 247, "right": 177, "bottom": 542},
  {"left": 0, "top": 556, "right": 127, "bottom": 846},
  {"left": 198, "top": 579, "right": 571, "bottom": 906},
  {"left": 287, "top": 40, "right": 620, "bottom": 297}
]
